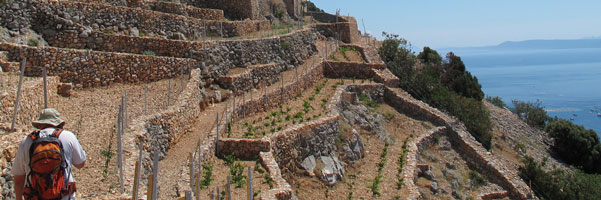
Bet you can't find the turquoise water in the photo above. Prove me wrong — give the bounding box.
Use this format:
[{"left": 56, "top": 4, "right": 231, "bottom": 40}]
[{"left": 441, "top": 47, "right": 601, "bottom": 136}]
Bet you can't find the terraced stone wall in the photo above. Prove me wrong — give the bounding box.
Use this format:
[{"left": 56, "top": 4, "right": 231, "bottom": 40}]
[
  {"left": 323, "top": 61, "right": 385, "bottom": 79},
  {"left": 128, "top": 68, "right": 204, "bottom": 176},
  {"left": 0, "top": 75, "right": 59, "bottom": 129},
  {"left": 217, "top": 138, "right": 271, "bottom": 160},
  {"left": 179, "top": 0, "right": 257, "bottom": 20},
  {"left": 0, "top": 43, "right": 198, "bottom": 88},
  {"left": 305, "top": 11, "right": 349, "bottom": 23},
  {"left": 43, "top": 1, "right": 205, "bottom": 40},
  {"left": 143, "top": 1, "right": 224, "bottom": 20}
]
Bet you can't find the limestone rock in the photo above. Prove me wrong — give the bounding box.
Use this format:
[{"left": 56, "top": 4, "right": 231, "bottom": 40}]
[
  {"left": 319, "top": 155, "right": 344, "bottom": 186},
  {"left": 343, "top": 129, "right": 364, "bottom": 161},
  {"left": 300, "top": 155, "right": 316, "bottom": 176}
]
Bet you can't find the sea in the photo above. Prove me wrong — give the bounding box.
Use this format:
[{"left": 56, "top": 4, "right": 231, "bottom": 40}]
[{"left": 440, "top": 47, "right": 601, "bottom": 137}]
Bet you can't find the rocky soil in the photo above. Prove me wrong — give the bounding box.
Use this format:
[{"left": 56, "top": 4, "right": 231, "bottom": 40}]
[{"left": 485, "top": 101, "right": 568, "bottom": 173}]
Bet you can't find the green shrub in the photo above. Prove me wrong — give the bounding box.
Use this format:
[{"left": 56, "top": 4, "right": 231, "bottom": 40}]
[
  {"left": 280, "top": 41, "right": 290, "bottom": 50},
  {"left": 545, "top": 119, "right": 601, "bottom": 173},
  {"left": 469, "top": 170, "right": 486, "bottom": 188},
  {"left": 511, "top": 100, "right": 550, "bottom": 128},
  {"left": 486, "top": 96, "right": 507, "bottom": 108},
  {"left": 27, "top": 38, "right": 39, "bottom": 47},
  {"left": 358, "top": 93, "right": 380, "bottom": 108},
  {"left": 442, "top": 53, "right": 484, "bottom": 101},
  {"left": 380, "top": 34, "right": 492, "bottom": 149},
  {"left": 230, "top": 161, "right": 247, "bottom": 188},
  {"left": 302, "top": 0, "right": 324, "bottom": 12},
  {"left": 199, "top": 162, "right": 214, "bottom": 188},
  {"left": 143, "top": 50, "right": 156, "bottom": 56},
  {"left": 224, "top": 153, "right": 237, "bottom": 166},
  {"left": 417, "top": 46, "right": 442, "bottom": 65},
  {"left": 519, "top": 156, "right": 601, "bottom": 200},
  {"left": 274, "top": 9, "right": 285, "bottom": 19}
]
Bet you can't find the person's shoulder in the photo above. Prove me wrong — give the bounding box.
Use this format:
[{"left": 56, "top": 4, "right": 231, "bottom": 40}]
[{"left": 58, "top": 129, "right": 79, "bottom": 141}]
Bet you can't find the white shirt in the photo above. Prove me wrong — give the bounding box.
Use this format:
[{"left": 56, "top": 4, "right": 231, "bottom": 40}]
[{"left": 12, "top": 128, "right": 86, "bottom": 200}]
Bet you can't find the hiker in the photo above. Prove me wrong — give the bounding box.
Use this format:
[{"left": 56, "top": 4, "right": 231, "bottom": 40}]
[{"left": 12, "top": 108, "right": 87, "bottom": 200}]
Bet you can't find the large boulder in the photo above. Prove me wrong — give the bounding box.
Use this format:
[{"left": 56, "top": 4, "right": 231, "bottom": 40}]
[
  {"left": 319, "top": 155, "right": 345, "bottom": 186},
  {"left": 342, "top": 129, "right": 365, "bottom": 161},
  {"left": 300, "top": 155, "right": 316, "bottom": 176}
]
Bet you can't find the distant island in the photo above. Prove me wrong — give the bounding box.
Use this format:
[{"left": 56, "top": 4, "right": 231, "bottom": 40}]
[{"left": 444, "top": 38, "right": 601, "bottom": 50}]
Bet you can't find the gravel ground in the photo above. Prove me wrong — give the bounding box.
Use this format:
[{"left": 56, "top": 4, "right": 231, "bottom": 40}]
[
  {"left": 47, "top": 77, "right": 188, "bottom": 198},
  {"left": 485, "top": 101, "right": 568, "bottom": 173}
]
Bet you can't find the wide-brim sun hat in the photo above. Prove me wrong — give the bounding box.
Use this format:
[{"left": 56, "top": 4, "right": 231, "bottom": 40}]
[{"left": 32, "top": 108, "right": 65, "bottom": 129}]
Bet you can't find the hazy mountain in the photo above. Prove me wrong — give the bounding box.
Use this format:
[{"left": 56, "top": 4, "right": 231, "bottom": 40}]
[{"left": 443, "top": 39, "right": 601, "bottom": 51}]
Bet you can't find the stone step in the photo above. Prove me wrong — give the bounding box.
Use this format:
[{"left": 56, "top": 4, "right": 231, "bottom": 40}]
[
  {"left": 0, "top": 60, "right": 20, "bottom": 72},
  {"left": 0, "top": 51, "right": 8, "bottom": 61}
]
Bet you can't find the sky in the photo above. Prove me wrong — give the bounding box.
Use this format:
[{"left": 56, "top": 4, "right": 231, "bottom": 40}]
[{"left": 311, "top": 0, "right": 601, "bottom": 48}]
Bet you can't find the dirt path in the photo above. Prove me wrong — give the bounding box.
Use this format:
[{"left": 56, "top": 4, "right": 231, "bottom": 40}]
[{"left": 48, "top": 77, "right": 187, "bottom": 197}]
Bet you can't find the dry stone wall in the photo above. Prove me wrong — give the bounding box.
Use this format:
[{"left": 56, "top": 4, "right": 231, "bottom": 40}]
[
  {"left": 218, "top": 64, "right": 282, "bottom": 95},
  {"left": 180, "top": 0, "right": 254, "bottom": 20},
  {"left": 216, "top": 138, "right": 271, "bottom": 160},
  {"left": 0, "top": 75, "right": 60, "bottom": 126},
  {"left": 43, "top": 0, "right": 205, "bottom": 40},
  {"left": 142, "top": 1, "right": 224, "bottom": 20},
  {"left": 335, "top": 84, "right": 534, "bottom": 199},
  {"left": 305, "top": 12, "right": 349, "bottom": 23},
  {"left": 324, "top": 61, "right": 385, "bottom": 79},
  {"left": 126, "top": 68, "right": 204, "bottom": 184},
  {"left": 257, "top": 152, "right": 293, "bottom": 200},
  {"left": 0, "top": 43, "right": 198, "bottom": 88}
]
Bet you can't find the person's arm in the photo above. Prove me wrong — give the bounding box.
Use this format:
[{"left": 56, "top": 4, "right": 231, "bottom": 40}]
[
  {"left": 67, "top": 131, "right": 87, "bottom": 169},
  {"left": 74, "top": 161, "right": 86, "bottom": 169},
  {"left": 13, "top": 139, "right": 29, "bottom": 200},
  {"left": 14, "top": 175, "right": 25, "bottom": 200}
]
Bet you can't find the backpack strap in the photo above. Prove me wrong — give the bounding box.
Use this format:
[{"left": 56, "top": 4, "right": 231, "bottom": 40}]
[{"left": 50, "top": 128, "right": 63, "bottom": 138}]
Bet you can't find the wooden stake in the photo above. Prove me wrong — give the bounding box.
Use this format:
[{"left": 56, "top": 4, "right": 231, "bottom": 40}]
[
  {"left": 196, "top": 163, "right": 201, "bottom": 200},
  {"left": 226, "top": 176, "right": 231, "bottom": 200},
  {"left": 362, "top": 18, "right": 368, "bottom": 46},
  {"left": 189, "top": 153, "right": 195, "bottom": 192},
  {"left": 124, "top": 91, "right": 128, "bottom": 130},
  {"left": 151, "top": 148, "right": 159, "bottom": 200},
  {"left": 10, "top": 58, "right": 26, "bottom": 131},
  {"left": 220, "top": 22, "right": 224, "bottom": 38},
  {"left": 247, "top": 166, "right": 253, "bottom": 200},
  {"left": 132, "top": 161, "right": 140, "bottom": 199},
  {"left": 144, "top": 85, "right": 149, "bottom": 114},
  {"left": 147, "top": 173, "right": 154, "bottom": 200},
  {"left": 168, "top": 79, "right": 172, "bottom": 107},
  {"left": 43, "top": 66, "right": 47, "bottom": 109},
  {"left": 216, "top": 187, "right": 220, "bottom": 200},
  {"left": 117, "top": 102, "right": 124, "bottom": 194},
  {"left": 280, "top": 73, "right": 284, "bottom": 103},
  {"left": 133, "top": 141, "right": 143, "bottom": 200},
  {"left": 185, "top": 191, "right": 192, "bottom": 200},
  {"left": 181, "top": 67, "right": 185, "bottom": 93}
]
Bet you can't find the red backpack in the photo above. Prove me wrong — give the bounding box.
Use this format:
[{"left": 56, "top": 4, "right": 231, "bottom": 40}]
[{"left": 23, "top": 129, "right": 76, "bottom": 200}]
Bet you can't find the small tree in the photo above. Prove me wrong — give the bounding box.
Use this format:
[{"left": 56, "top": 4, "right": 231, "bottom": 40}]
[
  {"left": 442, "top": 52, "right": 484, "bottom": 101},
  {"left": 417, "top": 46, "right": 442, "bottom": 65},
  {"left": 511, "top": 100, "right": 550, "bottom": 128},
  {"left": 545, "top": 119, "right": 601, "bottom": 173},
  {"left": 486, "top": 96, "right": 507, "bottom": 108},
  {"left": 378, "top": 32, "right": 416, "bottom": 89}
]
